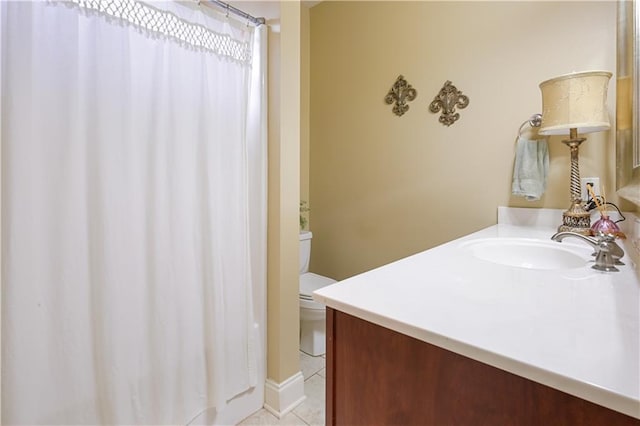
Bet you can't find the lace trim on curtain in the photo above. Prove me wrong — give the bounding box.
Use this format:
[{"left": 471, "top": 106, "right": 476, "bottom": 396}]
[{"left": 54, "top": 0, "right": 252, "bottom": 64}]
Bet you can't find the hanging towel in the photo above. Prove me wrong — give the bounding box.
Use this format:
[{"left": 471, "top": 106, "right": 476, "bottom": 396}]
[{"left": 511, "top": 136, "right": 549, "bottom": 201}]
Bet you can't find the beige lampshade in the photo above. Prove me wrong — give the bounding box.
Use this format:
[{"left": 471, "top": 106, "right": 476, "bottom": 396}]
[{"left": 538, "top": 70, "right": 612, "bottom": 136}]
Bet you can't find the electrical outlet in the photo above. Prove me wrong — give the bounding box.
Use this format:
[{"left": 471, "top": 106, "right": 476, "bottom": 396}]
[{"left": 581, "top": 177, "right": 601, "bottom": 201}]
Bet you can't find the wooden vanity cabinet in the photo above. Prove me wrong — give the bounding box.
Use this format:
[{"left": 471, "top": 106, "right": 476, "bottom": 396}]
[{"left": 325, "top": 308, "right": 640, "bottom": 426}]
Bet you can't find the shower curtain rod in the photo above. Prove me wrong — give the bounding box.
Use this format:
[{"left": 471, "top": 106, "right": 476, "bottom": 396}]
[{"left": 205, "top": 0, "right": 266, "bottom": 25}]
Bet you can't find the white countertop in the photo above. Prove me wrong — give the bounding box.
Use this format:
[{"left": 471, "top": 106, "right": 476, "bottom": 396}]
[{"left": 313, "top": 207, "right": 640, "bottom": 419}]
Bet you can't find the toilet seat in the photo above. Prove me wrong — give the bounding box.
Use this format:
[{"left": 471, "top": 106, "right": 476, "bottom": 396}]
[{"left": 299, "top": 272, "right": 336, "bottom": 310}]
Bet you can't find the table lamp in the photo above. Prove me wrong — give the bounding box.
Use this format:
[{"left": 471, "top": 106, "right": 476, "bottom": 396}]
[{"left": 538, "top": 70, "right": 612, "bottom": 235}]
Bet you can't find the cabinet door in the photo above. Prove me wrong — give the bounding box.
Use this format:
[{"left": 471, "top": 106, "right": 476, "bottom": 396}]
[{"left": 325, "top": 308, "right": 640, "bottom": 426}]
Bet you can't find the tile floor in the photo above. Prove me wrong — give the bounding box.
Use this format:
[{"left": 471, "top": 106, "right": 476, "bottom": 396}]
[{"left": 237, "top": 352, "right": 326, "bottom": 426}]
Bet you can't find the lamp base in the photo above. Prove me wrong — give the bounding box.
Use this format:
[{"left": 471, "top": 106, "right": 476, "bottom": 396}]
[{"left": 558, "top": 200, "right": 591, "bottom": 235}]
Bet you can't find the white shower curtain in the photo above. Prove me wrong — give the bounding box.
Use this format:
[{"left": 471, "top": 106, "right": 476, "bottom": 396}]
[{"left": 1, "top": 1, "right": 266, "bottom": 424}]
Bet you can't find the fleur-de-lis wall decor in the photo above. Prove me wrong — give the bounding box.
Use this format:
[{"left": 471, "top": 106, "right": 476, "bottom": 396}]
[
  {"left": 385, "top": 75, "right": 417, "bottom": 117},
  {"left": 429, "top": 80, "right": 469, "bottom": 126}
]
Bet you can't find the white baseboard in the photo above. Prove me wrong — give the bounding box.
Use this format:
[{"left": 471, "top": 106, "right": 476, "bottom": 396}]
[{"left": 263, "top": 372, "right": 306, "bottom": 418}]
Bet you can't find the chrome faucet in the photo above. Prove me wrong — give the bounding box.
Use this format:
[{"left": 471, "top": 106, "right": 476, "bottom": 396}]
[{"left": 551, "top": 231, "right": 624, "bottom": 272}]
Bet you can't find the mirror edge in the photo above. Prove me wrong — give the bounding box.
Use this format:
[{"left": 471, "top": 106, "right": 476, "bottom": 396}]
[{"left": 616, "top": 0, "right": 640, "bottom": 206}]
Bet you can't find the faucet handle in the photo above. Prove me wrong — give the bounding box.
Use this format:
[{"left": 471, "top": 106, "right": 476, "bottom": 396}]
[
  {"left": 593, "top": 231, "right": 616, "bottom": 241},
  {"left": 592, "top": 231, "right": 625, "bottom": 265},
  {"left": 590, "top": 232, "right": 623, "bottom": 271}
]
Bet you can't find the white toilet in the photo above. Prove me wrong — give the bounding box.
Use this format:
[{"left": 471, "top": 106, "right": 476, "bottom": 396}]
[{"left": 299, "top": 231, "right": 336, "bottom": 356}]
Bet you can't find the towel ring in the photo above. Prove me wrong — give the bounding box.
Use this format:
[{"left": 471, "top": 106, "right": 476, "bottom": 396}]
[{"left": 517, "top": 113, "right": 542, "bottom": 138}]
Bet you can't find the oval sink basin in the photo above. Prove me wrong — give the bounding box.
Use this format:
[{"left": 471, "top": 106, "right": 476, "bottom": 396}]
[{"left": 461, "top": 238, "right": 591, "bottom": 270}]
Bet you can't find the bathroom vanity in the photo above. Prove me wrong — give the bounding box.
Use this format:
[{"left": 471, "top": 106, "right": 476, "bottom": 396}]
[{"left": 313, "top": 208, "right": 640, "bottom": 425}]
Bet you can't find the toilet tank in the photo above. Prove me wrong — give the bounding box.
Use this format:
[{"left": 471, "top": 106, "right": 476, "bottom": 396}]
[{"left": 299, "top": 231, "right": 313, "bottom": 274}]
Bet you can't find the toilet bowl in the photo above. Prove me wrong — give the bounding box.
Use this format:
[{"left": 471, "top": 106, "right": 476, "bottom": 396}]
[{"left": 299, "top": 231, "right": 336, "bottom": 356}]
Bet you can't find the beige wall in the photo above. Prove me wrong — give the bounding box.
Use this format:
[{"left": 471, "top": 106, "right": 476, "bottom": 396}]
[
  {"left": 301, "top": 6, "right": 311, "bottom": 215},
  {"left": 308, "top": 1, "right": 620, "bottom": 280}
]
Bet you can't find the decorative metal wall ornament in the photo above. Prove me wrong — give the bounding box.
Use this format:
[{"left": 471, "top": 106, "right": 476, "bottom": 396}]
[
  {"left": 384, "top": 75, "right": 417, "bottom": 116},
  {"left": 429, "top": 80, "right": 469, "bottom": 126}
]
